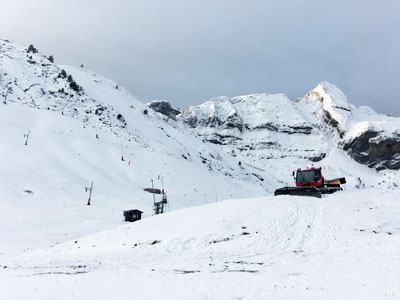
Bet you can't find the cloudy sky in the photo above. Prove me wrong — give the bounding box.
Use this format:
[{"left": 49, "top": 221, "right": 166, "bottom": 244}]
[{"left": 1, "top": 0, "right": 399, "bottom": 115}]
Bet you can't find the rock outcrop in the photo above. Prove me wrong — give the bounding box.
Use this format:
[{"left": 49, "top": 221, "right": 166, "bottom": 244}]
[
  {"left": 147, "top": 100, "right": 181, "bottom": 119},
  {"left": 344, "top": 130, "right": 400, "bottom": 171}
]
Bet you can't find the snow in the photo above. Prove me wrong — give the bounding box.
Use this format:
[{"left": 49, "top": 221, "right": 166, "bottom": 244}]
[
  {"left": 0, "top": 39, "right": 270, "bottom": 255},
  {"left": 181, "top": 93, "right": 309, "bottom": 130},
  {"left": 1, "top": 39, "right": 400, "bottom": 299},
  {"left": 299, "top": 81, "right": 352, "bottom": 131},
  {"left": 1, "top": 190, "right": 400, "bottom": 299},
  {"left": 0, "top": 102, "right": 269, "bottom": 255}
]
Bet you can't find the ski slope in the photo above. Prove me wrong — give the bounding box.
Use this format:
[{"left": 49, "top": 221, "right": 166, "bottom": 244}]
[
  {"left": 1, "top": 189, "right": 399, "bottom": 299},
  {"left": 0, "top": 102, "right": 265, "bottom": 256}
]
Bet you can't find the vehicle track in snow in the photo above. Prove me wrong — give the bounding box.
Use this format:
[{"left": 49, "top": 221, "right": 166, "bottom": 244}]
[{"left": 263, "top": 197, "right": 340, "bottom": 256}]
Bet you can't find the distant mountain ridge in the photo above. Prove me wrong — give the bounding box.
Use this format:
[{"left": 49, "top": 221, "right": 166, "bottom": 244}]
[{"left": 163, "top": 81, "right": 400, "bottom": 171}]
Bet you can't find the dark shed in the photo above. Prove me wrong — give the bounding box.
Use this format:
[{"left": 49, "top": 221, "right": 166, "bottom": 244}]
[{"left": 123, "top": 209, "right": 143, "bottom": 222}]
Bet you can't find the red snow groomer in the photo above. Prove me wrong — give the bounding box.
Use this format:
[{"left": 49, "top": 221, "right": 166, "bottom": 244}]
[{"left": 274, "top": 167, "right": 346, "bottom": 198}]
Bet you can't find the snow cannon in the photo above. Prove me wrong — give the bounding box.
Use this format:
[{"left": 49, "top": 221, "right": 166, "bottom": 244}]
[{"left": 274, "top": 167, "right": 346, "bottom": 198}]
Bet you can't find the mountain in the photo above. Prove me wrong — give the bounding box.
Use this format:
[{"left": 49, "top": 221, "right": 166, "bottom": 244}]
[
  {"left": 300, "top": 81, "right": 400, "bottom": 170},
  {"left": 1, "top": 39, "right": 400, "bottom": 299},
  {"left": 174, "top": 81, "right": 400, "bottom": 172}
]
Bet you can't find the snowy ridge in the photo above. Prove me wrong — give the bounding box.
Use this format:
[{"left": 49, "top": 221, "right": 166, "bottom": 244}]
[
  {"left": 300, "top": 81, "right": 400, "bottom": 142},
  {"left": 344, "top": 108, "right": 400, "bottom": 141},
  {"left": 180, "top": 93, "right": 311, "bottom": 131},
  {"left": 179, "top": 93, "right": 324, "bottom": 165},
  {"left": 0, "top": 40, "right": 142, "bottom": 141},
  {"left": 301, "top": 81, "right": 352, "bottom": 132},
  {"left": 179, "top": 79, "right": 400, "bottom": 172}
]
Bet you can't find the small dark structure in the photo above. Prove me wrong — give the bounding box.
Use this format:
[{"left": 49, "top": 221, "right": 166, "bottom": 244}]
[{"left": 123, "top": 209, "right": 143, "bottom": 222}]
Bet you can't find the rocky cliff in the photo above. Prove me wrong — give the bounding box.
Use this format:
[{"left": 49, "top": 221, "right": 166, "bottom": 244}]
[{"left": 167, "top": 81, "right": 400, "bottom": 171}]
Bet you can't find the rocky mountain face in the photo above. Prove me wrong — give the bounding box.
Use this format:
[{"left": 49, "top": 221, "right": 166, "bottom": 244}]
[
  {"left": 299, "top": 82, "right": 400, "bottom": 171},
  {"left": 177, "top": 93, "right": 322, "bottom": 160},
  {"left": 154, "top": 81, "right": 399, "bottom": 172},
  {"left": 343, "top": 130, "right": 400, "bottom": 171}
]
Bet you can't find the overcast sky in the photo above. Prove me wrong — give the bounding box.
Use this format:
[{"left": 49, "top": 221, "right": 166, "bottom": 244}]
[{"left": 1, "top": 0, "right": 399, "bottom": 115}]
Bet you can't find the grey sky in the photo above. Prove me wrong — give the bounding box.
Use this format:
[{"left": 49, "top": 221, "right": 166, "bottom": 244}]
[{"left": 1, "top": 0, "right": 399, "bottom": 115}]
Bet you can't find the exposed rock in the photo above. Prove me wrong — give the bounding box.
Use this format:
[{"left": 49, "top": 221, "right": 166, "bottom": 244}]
[
  {"left": 95, "top": 106, "right": 107, "bottom": 116},
  {"left": 116, "top": 113, "right": 127, "bottom": 127},
  {"left": 221, "top": 111, "right": 243, "bottom": 132},
  {"left": 204, "top": 134, "right": 242, "bottom": 145},
  {"left": 250, "top": 122, "right": 278, "bottom": 132},
  {"left": 281, "top": 125, "right": 313, "bottom": 135},
  {"left": 309, "top": 153, "right": 327, "bottom": 162},
  {"left": 251, "top": 173, "right": 264, "bottom": 181},
  {"left": 323, "top": 110, "right": 344, "bottom": 137},
  {"left": 182, "top": 112, "right": 197, "bottom": 128},
  {"left": 27, "top": 44, "right": 38, "bottom": 54},
  {"left": 147, "top": 100, "right": 181, "bottom": 119},
  {"left": 254, "top": 141, "right": 279, "bottom": 150},
  {"left": 344, "top": 131, "right": 400, "bottom": 170},
  {"left": 202, "top": 115, "right": 221, "bottom": 128}
]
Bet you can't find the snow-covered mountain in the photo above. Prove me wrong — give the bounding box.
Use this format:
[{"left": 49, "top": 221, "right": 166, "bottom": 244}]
[
  {"left": 175, "top": 81, "right": 400, "bottom": 172},
  {"left": 1, "top": 39, "right": 400, "bottom": 299},
  {"left": 0, "top": 39, "right": 271, "bottom": 254},
  {"left": 300, "top": 82, "right": 400, "bottom": 170}
]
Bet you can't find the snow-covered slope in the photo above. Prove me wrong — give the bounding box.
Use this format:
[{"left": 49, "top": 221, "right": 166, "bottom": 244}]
[
  {"left": 0, "top": 40, "right": 268, "bottom": 254},
  {"left": 2, "top": 190, "right": 400, "bottom": 299}
]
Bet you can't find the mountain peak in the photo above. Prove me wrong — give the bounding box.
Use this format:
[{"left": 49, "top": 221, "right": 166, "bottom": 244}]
[
  {"left": 315, "top": 81, "right": 351, "bottom": 111},
  {"left": 300, "top": 81, "right": 352, "bottom": 132}
]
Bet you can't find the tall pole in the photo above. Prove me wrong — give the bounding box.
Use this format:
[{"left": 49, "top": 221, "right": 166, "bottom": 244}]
[
  {"left": 87, "top": 181, "right": 93, "bottom": 205},
  {"left": 151, "top": 179, "right": 156, "bottom": 204},
  {"left": 24, "top": 130, "right": 30, "bottom": 146}
]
